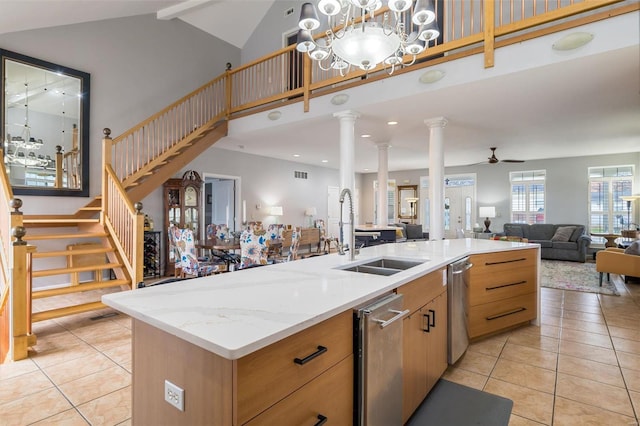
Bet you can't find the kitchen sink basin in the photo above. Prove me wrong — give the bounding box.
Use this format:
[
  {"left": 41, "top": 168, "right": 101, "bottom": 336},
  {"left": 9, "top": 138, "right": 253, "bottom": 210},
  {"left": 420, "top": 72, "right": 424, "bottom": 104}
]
[{"left": 337, "top": 258, "right": 426, "bottom": 276}]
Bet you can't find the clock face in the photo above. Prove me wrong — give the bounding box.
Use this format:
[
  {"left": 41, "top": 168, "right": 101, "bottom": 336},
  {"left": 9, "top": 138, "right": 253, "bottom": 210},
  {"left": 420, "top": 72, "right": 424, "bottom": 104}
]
[{"left": 185, "top": 186, "right": 197, "bottom": 206}]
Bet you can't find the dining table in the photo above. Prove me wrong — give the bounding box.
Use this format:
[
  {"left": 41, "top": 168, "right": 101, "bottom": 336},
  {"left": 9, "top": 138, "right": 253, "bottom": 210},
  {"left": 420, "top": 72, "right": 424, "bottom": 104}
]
[{"left": 196, "top": 238, "right": 241, "bottom": 270}]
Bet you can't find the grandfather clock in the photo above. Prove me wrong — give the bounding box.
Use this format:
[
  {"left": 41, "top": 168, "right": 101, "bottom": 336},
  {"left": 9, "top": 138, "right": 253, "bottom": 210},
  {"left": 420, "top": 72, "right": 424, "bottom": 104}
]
[{"left": 163, "top": 170, "right": 203, "bottom": 276}]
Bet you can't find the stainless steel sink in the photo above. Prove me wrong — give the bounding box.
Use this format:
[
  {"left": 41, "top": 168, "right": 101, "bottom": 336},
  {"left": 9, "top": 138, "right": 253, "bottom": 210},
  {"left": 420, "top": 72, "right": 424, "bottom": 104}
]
[{"left": 338, "top": 258, "right": 425, "bottom": 276}]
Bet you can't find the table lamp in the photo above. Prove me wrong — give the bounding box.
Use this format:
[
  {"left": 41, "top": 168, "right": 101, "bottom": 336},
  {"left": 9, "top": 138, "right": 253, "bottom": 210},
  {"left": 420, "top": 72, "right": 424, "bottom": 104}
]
[
  {"left": 479, "top": 206, "right": 496, "bottom": 233},
  {"left": 305, "top": 207, "right": 317, "bottom": 227}
]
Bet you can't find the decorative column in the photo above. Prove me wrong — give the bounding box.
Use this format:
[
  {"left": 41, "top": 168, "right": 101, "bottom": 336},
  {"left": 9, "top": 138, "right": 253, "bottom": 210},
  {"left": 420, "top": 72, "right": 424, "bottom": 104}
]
[
  {"left": 424, "top": 117, "right": 448, "bottom": 240},
  {"left": 334, "top": 110, "right": 360, "bottom": 246},
  {"left": 376, "top": 142, "right": 389, "bottom": 226}
]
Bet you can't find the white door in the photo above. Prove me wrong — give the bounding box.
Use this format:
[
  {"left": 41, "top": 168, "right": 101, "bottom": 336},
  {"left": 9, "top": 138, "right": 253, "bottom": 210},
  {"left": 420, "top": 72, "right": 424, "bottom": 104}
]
[{"left": 444, "top": 184, "right": 475, "bottom": 239}]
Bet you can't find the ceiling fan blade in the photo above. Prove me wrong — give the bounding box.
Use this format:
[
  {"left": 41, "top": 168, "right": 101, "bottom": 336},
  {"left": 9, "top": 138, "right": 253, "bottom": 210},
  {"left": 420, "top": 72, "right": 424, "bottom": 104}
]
[{"left": 502, "top": 159, "right": 525, "bottom": 163}]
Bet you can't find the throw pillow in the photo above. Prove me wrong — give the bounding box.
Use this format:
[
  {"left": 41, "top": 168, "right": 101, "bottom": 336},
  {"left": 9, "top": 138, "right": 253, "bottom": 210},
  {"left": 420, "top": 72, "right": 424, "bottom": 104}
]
[
  {"left": 551, "top": 226, "right": 575, "bottom": 242},
  {"left": 406, "top": 224, "right": 423, "bottom": 240},
  {"left": 625, "top": 241, "right": 640, "bottom": 256}
]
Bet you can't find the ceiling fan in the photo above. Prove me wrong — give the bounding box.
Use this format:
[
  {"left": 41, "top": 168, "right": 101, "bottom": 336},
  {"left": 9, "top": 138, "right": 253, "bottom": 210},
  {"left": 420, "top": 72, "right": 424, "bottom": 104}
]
[{"left": 486, "top": 147, "right": 525, "bottom": 164}]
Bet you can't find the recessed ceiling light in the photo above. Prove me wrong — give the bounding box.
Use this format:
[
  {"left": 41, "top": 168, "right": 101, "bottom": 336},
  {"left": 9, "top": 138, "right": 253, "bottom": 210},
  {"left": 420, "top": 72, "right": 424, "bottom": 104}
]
[
  {"left": 267, "top": 110, "right": 282, "bottom": 120},
  {"left": 387, "top": 121, "right": 398, "bottom": 125},
  {"left": 321, "top": 159, "right": 328, "bottom": 163},
  {"left": 419, "top": 69, "right": 446, "bottom": 84},
  {"left": 293, "top": 154, "right": 300, "bottom": 157},
  {"left": 361, "top": 134, "right": 371, "bottom": 138},
  {"left": 330, "top": 93, "right": 349, "bottom": 105},
  {"left": 552, "top": 32, "right": 594, "bottom": 51}
]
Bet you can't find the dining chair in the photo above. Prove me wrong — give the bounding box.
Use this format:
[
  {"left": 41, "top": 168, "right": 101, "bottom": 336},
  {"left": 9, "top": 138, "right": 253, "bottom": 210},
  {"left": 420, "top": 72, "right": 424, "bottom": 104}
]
[
  {"left": 175, "top": 228, "right": 221, "bottom": 277},
  {"left": 287, "top": 227, "right": 301, "bottom": 261},
  {"left": 168, "top": 224, "right": 183, "bottom": 277},
  {"left": 239, "top": 227, "right": 269, "bottom": 269}
]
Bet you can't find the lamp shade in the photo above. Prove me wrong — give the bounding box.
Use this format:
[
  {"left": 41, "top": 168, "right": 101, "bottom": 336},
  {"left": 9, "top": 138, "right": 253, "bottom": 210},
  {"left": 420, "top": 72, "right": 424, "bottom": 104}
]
[
  {"left": 305, "top": 207, "right": 317, "bottom": 216},
  {"left": 270, "top": 206, "right": 283, "bottom": 216},
  {"left": 479, "top": 206, "right": 496, "bottom": 218}
]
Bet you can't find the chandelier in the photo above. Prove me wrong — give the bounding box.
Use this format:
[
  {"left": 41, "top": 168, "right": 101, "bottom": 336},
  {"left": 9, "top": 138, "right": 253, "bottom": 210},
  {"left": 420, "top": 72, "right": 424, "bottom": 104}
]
[{"left": 296, "top": 0, "right": 439, "bottom": 74}]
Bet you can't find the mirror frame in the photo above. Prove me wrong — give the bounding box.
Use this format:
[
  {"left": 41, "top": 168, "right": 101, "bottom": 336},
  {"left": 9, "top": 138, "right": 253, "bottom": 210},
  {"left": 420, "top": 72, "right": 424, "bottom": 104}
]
[
  {"left": 1, "top": 48, "right": 90, "bottom": 197},
  {"left": 397, "top": 185, "right": 418, "bottom": 220}
]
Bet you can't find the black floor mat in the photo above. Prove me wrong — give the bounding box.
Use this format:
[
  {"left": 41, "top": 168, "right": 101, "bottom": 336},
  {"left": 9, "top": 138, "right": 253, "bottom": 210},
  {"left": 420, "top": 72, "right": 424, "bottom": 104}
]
[{"left": 406, "top": 379, "right": 513, "bottom": 426}]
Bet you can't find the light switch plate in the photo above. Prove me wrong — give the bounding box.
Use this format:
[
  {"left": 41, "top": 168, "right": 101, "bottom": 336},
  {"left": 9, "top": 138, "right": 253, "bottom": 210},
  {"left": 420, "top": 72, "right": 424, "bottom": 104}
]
[{"left": 164, "top": 380, "right": 184, "bottom": 411}]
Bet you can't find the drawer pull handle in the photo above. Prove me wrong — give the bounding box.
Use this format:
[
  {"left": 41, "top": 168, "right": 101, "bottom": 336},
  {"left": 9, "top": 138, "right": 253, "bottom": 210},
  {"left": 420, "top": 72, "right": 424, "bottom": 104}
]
[
  {"left": 485, "top": 257, "right": 526, "bottom": 266},
  {"left": 422, "top": 309, "right": 437, "bottom": 332},
  {"left": 486, "top": 280, "right": 527, "bottom": 291},
  {"left": 294, "top": 346, "right": 327, "bottom": 365},
  {"left": 314, "top": 414, "right": 328, "bottom": 426},
  {"left": 486, "top": 307, "right": 526, "bottom": 321}
]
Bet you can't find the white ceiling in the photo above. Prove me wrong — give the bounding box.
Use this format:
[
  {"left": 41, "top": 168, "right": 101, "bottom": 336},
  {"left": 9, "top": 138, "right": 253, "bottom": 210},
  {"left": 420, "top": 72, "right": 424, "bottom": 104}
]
[{"left": 1, "top": 1, "right": 638, "bottom": 172}]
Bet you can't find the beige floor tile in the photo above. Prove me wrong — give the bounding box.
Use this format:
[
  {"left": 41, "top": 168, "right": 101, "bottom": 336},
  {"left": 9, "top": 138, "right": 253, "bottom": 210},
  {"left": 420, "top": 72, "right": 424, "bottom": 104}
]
[
  {"left": 553, "top": 396, "right": 638, "bottom": 426},
  {"left": 558, "top": 339, "right": 618, "bottom": 365},
  {"left": 629, "top": 390, "right": 640, "bottom": 421},
  {"left": 31, "top": 341, "right": 101, "bottom": 369},
  {"left": 116, "top": 419, "right": 132, "bottom": 426},
  {"left": 610, "top": 325, "right": 640, "bottom": 342},
  {"left": 484, "top": 378, "right": 553, "bottom": 425},
  {"left": 102, "top": 342, "right": 132, "bottom": 366},
  {"left": 607, "top": 315, "right": 640, "bottom": 330},
  {"left": 560, "top": 327, "right": 613, "bottom": 349},
  {"left": 83, "top": 328, "right": 132, "bottom": 352},
  {"left": 490, "top": 358, "right": 556, "bottom": 393},
  {"left": 452, "top": 349, "right": 498, "bottom": 376},
  {"left": 442, "top": 367, "right": 488, "bottom": 390},
  {"left": 563, "top": 291, "right": 600, "bottom": 306},
  {"left": 560, "top": 317, "right": 609, "bottom": 335},
  {"left": 623, "top": 368, "right": 640, "bottom": 393},
  {"left": 556, "top": 372, "right": 634, "bottom": 417},
  {"left": 506, "top": 331, "right": 559, "bottom": 353},
  {"left": 58, "top": 366, "right": 131, "bottom": 406},
  {"left": 557, "top": 354, "right": 625, "bottom": 388},
  {"left": 0, "top": 387, "right": 73, "bottom": 425},
  {"left": 613, "top": 336, "right": 640, "bottom": 354},
  {"left": 0, "top": 358, "right": 38, "bottom": 380},
  {"left": 540, "top": 314, "right": 562, "bottom": 327},
  {"left": 508, "top": 414, "right": 547, "bottom": 425},
  {"left": 31, "top": 408, "right": 90, "bottom": 425},
  {"left": 468, "top": 335, "right": 507, "bottom": 357},
  {"left": 72, "top": 320, "right": 129, "bottom": 342},
  {"left": 41, "top": 351, "right": 118, "bottom": 386},
  {"left": 77, "top": 386, "right": 131, "bottom": 426},
  {"left": 0, "top": 369, "right": 54, "bottom": 404},
  {"left": 541, "top": 306, "right": 562, "bottom": 318},
  {"left": 619, "top": 351, "right": 640, "bottom": 372},
  {"left": 500, "top": 343, "right": 557, "bottom": 371},
  {"left": 563, "top": 301, "right": 602, "bottom": 314},
  {"left": 562, "top": 309, "right": 605, "bottom": 324}
]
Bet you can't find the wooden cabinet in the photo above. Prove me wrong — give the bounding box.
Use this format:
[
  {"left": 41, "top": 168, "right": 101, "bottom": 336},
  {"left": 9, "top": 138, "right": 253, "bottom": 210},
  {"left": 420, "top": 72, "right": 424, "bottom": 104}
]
[
  {"left": 467, "top": 248, "right": 538, "bottom": 339},
  {"left": 163, "top": 170, "right": 203, "bottom": 276},
  {"left": 282, "top": 227, "right": 321, "bottom": 253},
  {"left": 397, "top": 268, "right": 448, "bottom": 423},
  {"left": 132, "top": 310, "right": 353, "bottom": 426}
]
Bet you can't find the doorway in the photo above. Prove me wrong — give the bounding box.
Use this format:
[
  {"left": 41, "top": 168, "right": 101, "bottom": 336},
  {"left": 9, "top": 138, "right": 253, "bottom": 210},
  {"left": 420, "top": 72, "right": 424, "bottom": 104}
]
[
  {"left": 203, "top": 173, "right": 241, "bottom": 234},
  {"left": 284, "top": 29, "right": 303, "bottom": 92}
]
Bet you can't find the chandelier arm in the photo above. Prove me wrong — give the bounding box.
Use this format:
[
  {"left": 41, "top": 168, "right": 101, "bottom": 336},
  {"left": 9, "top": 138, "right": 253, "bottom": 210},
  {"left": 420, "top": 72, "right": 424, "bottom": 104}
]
[
  {"left": 315, "top": 54, "right": 336, "bottom": 71},
  {"left": 405, "top": 54, "right": 418, "bottom": 66}
]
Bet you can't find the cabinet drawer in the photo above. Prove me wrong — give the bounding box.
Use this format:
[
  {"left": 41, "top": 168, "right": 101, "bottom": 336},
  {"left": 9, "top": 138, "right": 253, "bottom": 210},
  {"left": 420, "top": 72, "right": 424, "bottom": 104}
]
[
  {"left": 397, "top": 267, "right": 447, "bottom": 314},
  {"left": 468, "top": 292, "right": 536, "bottom": 339},
  {"left": 236, "top": 310, "right": 353, "bottom": 424},
  {"left": 244, "top": 355, "right": 354, "bottom": 426},
  {"left": 468, "top": 268, "right": 536, "bottom": 306},
  {"left": 469, "top": 249, "right": 537, "bottom": 276}
]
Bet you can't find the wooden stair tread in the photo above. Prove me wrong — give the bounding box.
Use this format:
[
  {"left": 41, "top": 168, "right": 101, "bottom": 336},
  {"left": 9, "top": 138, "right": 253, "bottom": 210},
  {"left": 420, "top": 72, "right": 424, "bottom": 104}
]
[
  {"left": 33, "top": 262, "right": 122, "bottom": 278},
  {"left": 32, "top": 279, "right": 131, "bottom": 299},
  {"left": 26, "top": 232, "right": 107, "bottom": 240},
  {"left": 32, "top": 301, "right": 108, "bottom": 323},
  {"left": 24, "top": 218, "right": 100, "bottom": 224},
  {"left": 32, "top": 247, "right": 114, "bottom": 258}
]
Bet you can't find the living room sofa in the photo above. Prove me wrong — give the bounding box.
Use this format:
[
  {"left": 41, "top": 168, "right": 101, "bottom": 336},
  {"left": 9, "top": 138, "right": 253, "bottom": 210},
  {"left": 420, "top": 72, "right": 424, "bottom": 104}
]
[{"left": 500, "top": 223, "right": 591, "bottom": 262}]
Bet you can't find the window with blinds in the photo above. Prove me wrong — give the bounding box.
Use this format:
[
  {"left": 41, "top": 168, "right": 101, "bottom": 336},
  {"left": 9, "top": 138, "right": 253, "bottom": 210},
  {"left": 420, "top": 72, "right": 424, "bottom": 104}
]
[
  {"left": 510, "top": 170, "right": 546, "bottom": 224},
  {"left": 588, "top": 166, "right": 634, "bottom": 235}
]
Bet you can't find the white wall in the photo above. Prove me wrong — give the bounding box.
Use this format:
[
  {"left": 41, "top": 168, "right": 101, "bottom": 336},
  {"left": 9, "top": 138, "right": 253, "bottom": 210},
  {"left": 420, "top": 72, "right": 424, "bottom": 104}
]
[{"left": 360, "top": 152, "right": 640, "bottom": 231}]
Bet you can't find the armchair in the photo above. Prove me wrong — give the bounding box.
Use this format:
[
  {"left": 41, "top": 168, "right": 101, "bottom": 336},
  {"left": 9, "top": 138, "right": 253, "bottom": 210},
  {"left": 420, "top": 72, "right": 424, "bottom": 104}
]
[{"left": 596, "top": 245, "right": 640, "bottom": 285}]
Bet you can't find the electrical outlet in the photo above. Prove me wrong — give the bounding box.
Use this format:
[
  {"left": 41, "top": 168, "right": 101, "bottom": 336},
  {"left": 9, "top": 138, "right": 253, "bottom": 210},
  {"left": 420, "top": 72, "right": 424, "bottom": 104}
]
[{"left": 164, "top": 380, "right": 184, "bottom": 411}]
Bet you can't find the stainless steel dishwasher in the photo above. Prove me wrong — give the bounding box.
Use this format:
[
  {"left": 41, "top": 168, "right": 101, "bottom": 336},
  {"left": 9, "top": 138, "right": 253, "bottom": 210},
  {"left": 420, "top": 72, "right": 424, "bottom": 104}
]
[
  {"left": 448, "top": 257, "right": 473, "bottom": 364},
  {"left": 354, "top": 293, "right": 409, "bottom": 426}
]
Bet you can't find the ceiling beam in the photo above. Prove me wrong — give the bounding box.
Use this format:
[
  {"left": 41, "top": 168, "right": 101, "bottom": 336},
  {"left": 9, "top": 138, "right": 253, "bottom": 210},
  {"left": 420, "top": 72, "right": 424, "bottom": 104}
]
[{"left": 157, "top": 0, "right": 220, "bottom": 20}]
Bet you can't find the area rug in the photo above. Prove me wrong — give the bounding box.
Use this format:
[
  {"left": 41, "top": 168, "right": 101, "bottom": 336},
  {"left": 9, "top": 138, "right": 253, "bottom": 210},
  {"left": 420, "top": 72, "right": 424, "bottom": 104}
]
[
  {"left": 540, "top": 259, "right": 619, "bottom": 296},
  {"left": 406, "top": 379, "right": 513, "bottom": 426}
]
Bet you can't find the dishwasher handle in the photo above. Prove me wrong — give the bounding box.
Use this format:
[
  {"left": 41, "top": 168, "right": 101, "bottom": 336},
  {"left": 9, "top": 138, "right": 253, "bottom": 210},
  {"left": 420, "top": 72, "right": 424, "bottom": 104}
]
[
  {"left": 374, "top": 309, "right": 410, "bottom": 329},
  {"left": 451, "top": 262, "right": 473, "bottom": 274}
]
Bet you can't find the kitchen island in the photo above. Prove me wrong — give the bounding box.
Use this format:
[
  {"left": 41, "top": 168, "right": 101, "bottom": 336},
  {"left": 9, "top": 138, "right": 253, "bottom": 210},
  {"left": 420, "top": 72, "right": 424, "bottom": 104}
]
[{"left": 103, "top": 239, "right": 540, "bottom": 425}]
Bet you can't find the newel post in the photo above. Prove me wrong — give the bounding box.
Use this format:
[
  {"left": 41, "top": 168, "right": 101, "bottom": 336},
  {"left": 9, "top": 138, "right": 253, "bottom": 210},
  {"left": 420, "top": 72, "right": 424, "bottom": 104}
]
[
  {"left": 134, "top": 202, "right": 145, "bottom": 289},
  {"left": 54, "top": 145, "right": 63, "bottom": 188},
  {"left": 102, "top": 128, "right": 112, "bottom": 224}
]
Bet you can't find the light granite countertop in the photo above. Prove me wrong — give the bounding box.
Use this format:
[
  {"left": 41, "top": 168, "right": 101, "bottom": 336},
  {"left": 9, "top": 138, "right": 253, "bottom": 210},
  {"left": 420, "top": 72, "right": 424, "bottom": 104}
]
[{"left": 102, "top": 238, "right": 538, "bottom": 360}]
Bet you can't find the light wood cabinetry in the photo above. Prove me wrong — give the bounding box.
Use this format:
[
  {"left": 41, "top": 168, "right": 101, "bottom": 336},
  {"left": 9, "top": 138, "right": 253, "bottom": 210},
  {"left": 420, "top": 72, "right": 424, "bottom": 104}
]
[
  {"left": 467, "top": 248, "right": 537, "bottom": 339},
  {"left": 132, "top": 310, "right": 353, "bottom": 426},
  {"left": 397, "top": 267, "right": 448, "bottom": 424},
  {"left": 163, "top": 170, "right": 203, "bottom": 276}
]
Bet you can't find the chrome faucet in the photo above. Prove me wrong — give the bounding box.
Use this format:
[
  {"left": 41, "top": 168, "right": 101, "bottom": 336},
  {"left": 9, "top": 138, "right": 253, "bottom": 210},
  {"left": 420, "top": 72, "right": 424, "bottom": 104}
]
[{"left": 338, "top": 188, "right": 356, "bottom": 261}]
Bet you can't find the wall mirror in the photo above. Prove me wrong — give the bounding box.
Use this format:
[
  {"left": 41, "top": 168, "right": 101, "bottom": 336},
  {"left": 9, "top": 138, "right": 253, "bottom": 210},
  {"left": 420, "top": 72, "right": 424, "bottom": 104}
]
[
  {"left": 1, "top": 49, "right": 90, "bottom": 196},
  {"left": 398, "top": 185, "right": 418, "bottom": 220}
]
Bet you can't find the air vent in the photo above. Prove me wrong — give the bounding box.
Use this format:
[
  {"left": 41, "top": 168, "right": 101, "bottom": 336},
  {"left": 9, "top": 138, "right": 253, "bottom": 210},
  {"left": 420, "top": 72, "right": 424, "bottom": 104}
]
[
  {"left": 294, "top": 171, "right": 308, "bottom": 179},
  {"left": 285, "top": 7, "right": 294, "bottom": 17}
]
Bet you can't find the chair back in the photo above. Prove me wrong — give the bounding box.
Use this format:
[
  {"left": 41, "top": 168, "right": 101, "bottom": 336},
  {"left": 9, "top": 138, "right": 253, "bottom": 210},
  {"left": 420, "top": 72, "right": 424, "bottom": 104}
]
[
  {"left": 168, "top": 224, "right": 182, "bottom": 273},
  {"left": 288, "top": 227, "right": 301, "bottom": 261},
  {"left": 176, "top": 228, "right": 219, "bottom": 277},
  {"left": 239, "top": 228, "right": 269, "bottom": 269},
  {"left": 315, "top": 219, "right": 326, "bottom": 237},
  {"left": 266, "top": 224, "right": 284, "bottom": 242},
  {"left": 206, "top": 223, "right": 216, "bottom": 239}
]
